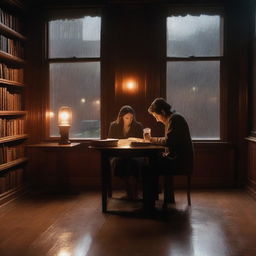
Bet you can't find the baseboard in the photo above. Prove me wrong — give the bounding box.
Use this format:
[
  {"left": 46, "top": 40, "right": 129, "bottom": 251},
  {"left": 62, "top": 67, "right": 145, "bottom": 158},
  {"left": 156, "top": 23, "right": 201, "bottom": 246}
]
[{"left": 0, "top": 185, "right": 27, "bottom": 206}]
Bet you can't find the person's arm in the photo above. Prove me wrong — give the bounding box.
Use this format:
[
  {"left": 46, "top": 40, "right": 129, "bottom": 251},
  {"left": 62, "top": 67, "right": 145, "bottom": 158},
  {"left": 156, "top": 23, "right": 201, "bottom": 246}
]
[
  {"left": 150, "top": 114, "right": 181, "bottom": 146},
  {"left": 150, "top": 136, "right": 167, "bottom": 145}
]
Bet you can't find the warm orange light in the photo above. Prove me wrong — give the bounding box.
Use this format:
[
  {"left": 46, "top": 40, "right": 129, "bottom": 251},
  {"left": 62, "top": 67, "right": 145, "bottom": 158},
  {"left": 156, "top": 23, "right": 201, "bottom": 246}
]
[
  {"left": 127, "top": 81, "right": 135, "bottom": 90},
  {"left": 57, "top": 249, "right": 71, "bottom": 256},
  {"left": 122, "top": 78, "right": 138, "bottom": 93},
  {"left": 94, "top": 99, "right": 100, "bottom": 105},
  {"left": 58, "top": 106, "right": 72, "bottom": 126},
  {"left": 46, "top": 111, "right": 55, "bottom": 118},
  {"left": 49, "top": 111, "right": 54, "bottom": 118}
]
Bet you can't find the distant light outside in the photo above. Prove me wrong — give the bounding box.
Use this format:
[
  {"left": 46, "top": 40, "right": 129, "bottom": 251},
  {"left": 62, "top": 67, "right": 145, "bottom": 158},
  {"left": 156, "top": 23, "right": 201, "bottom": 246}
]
[{"left": 167, "top": 61, "right": 220, "bottom": 140}]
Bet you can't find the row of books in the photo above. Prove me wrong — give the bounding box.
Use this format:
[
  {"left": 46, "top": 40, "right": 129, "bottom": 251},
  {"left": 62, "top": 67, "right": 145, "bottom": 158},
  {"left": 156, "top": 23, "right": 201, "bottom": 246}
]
[
  {"left": 0, "top": 168, "right": 23, "bottom": 193},
  {"left": 0, "top": 62, "right": 24, "bottom": 82},
  {"left": 0, "top": 118, "right": 25, "bottom": 137},
  {"left": 0, "top": 8, "right": 22, "bottom": 33},
  {"left": 0, "top": 87, "right": 21, "bottom": 110},
  {"left": 0, "top": 144, "right": 24, "bottom": 164},
  {"left": 0, "top": 35, "right": 24, "bottom": 58}
]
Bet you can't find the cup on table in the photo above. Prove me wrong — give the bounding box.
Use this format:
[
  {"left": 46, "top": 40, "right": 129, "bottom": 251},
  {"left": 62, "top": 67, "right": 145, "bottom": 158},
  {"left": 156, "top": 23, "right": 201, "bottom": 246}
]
[{"left": 143, "top": 128, "right": 151, "bottom": 142}]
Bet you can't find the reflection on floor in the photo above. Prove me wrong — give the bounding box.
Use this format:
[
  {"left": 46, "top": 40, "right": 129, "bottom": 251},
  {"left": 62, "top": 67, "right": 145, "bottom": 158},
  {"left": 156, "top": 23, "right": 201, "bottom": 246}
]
[{"left": 0, "top": 190, "right": 256, "bottom": 256}]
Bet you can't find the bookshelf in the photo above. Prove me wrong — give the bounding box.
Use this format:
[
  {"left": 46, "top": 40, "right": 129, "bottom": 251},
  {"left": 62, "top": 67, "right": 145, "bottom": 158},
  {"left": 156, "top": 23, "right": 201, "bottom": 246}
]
[{"left": 0, "top": 0, "right": 27, "bottom": 200}]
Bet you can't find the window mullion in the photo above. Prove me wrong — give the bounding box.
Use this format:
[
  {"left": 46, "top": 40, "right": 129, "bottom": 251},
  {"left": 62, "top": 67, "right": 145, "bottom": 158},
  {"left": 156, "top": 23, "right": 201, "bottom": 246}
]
[{"left": 48, "top": 57, "right": 100, "bottom": 63}]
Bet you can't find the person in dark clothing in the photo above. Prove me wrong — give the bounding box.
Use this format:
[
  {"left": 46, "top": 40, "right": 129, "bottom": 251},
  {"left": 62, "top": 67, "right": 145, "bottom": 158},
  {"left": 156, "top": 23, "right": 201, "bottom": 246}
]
[
  {"left": 108, "top": 105, "right": 143, "bottom": 200},
  {"left": 143, "top": 98, "right": 193, "bottom": 210}
]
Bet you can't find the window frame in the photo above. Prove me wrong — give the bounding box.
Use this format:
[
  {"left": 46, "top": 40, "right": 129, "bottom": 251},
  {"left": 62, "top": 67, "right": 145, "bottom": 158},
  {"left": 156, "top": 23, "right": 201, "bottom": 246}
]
[
  {"left": 165, "top": 7, "right": 227, "bottom": 142},
  {"left": 44, "top": 9, "right": 102, "bottom": 141}
]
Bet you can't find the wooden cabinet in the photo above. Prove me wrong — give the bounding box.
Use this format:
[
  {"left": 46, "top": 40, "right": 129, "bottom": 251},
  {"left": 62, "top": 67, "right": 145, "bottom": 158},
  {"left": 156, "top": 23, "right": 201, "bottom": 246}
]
[
  {"left": 0, "top": 0, "right": 28, "bottom": 204},
  {"left": 27, "top": 143, "right": 82, "bottom": 193}
]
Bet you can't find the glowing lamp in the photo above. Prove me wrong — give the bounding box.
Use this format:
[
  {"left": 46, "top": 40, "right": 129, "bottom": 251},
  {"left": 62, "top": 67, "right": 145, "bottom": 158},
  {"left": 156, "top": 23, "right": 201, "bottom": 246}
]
[
  {"left": 122, "top": 78, "right": 138, "bottom": 94},
  {"left": 127, "top": 81, "right": 135, "bottom": 90},
  {"left": 58, "top": 106, "right": 72, "bottom": 145}
]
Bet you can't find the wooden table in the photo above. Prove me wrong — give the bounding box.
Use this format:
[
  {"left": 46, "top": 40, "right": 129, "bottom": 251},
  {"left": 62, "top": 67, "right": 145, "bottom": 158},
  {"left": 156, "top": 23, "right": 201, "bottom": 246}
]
[{"left": 90, "top": 144, "right": 165, "bottom": 213}]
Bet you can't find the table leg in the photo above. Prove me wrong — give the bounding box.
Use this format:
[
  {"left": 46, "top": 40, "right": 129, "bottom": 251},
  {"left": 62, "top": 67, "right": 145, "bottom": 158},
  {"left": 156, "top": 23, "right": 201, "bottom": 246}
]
[
  {"left": 101, "top": 152, "right": 110, "bottom": 213},
  {"left": 142, "top": 153, "right": 158, "bottom": 210}
]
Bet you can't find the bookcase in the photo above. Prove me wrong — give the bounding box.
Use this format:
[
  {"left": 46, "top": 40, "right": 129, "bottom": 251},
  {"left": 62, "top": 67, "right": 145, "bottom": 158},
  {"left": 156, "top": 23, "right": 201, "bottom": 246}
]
[{"left": 0, "top": 0, "right": 28, "bottom": 203}]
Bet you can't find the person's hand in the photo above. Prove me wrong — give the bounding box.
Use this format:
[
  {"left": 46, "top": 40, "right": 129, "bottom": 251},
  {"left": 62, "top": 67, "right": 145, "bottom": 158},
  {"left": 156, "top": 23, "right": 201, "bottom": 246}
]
[{"left": 162, "top": 152, "right": 168, "bottom": 157}]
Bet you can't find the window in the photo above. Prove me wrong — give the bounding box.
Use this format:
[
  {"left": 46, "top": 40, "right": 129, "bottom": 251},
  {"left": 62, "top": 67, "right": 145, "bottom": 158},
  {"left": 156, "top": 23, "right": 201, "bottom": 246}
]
[
  {"left": 48, "top": 14, "right": 101, "bottom": 139},
  {"left": 166, "top": 13, "right": 224, "bottom": 140}
]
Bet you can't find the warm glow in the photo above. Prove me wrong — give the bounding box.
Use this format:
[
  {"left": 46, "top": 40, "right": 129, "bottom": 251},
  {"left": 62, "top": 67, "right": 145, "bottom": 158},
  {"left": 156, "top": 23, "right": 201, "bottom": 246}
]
[
  {"left": 60, "top": 112, "right": 69, "bottom": 121},
  {"left": 127, "top": 81, "right": 135, "bottom": 90},
  {"left": 122, "top": 78, "right": 138, "bottom": 93},
  {"left": 192, "top": 86, "right": 198, "bottom": 92},
  {"left": 57, "top": 249, "right": 71, "bottom": 256},
  {"left": 46, "top": 111, "right": 55, "bottom": 118},
  {"left": 94, "top": 99, "right": 100, "bottom": 105},
  {"left": 58, "top": 106, "right": 72, "bottom": 126},
  {"left": 81, "top": 98, "right": 86, "bottom": 103}
]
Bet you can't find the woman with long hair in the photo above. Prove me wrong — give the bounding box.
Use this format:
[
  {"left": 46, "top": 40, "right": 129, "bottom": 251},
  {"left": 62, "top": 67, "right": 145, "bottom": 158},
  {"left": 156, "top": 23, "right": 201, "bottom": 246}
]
[{"left": 108, "top": 105, "right": 143, "bottom": 200}]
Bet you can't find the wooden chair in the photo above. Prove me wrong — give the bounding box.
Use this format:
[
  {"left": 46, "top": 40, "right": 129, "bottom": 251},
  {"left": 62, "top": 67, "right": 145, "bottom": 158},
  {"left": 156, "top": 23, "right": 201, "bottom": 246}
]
[{"left": 162, "top": 171, "right": 192, "bottom": 208}]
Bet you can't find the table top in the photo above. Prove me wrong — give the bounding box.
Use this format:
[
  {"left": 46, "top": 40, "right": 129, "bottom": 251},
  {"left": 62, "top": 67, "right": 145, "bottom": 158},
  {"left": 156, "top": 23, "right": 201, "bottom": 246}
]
[
  {"left": 89, "top": 145, "right": 165, "bottom": 150},
  {"left": 28, "top": 142, "right": 81, "bottom": 148},
  {"left": 89, "top": 138, "right": 165, "bottom": 151}
]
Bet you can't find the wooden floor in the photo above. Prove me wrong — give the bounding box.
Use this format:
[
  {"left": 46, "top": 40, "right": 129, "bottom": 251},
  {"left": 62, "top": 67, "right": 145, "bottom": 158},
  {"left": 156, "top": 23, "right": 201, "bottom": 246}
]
[{"left": 0, "top": 190, "right": 256, "bottom": 256}]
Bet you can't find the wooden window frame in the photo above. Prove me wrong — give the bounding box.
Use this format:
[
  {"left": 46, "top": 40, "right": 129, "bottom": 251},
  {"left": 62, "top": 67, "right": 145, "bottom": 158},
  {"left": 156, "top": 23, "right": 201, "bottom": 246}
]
[
  {"left": 43, "top": 10, "right": 102, "bottom": 141},
  {"left": 164, "top": 7, "right": 227, "bottom": 142}
]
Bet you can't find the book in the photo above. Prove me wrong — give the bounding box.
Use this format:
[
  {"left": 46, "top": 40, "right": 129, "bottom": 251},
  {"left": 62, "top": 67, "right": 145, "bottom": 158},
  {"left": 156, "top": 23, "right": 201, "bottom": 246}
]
[
  {"left": 90, "top": 139, "right": 118, "bottom": 147},
  {"left": 130, "top": 141, "right": 153, "bottom": 147}
]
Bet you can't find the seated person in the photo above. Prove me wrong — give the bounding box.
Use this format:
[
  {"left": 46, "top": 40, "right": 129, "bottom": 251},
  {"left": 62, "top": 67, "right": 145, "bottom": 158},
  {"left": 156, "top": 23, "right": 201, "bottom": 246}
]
[
  {"left": 143, "top": 98, "right": 193, "bottom": 210},
  {"left": 108, "top": 105, "right": 143, "bottom": 200}
]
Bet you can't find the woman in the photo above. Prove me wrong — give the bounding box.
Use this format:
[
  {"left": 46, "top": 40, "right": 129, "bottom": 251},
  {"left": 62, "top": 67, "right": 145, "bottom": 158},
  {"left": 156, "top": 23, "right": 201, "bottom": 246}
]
[
  {"left": 144, "top": 98, "right": 193, "bottom": 210},
  {"left": 108, "top": 105, "right": 143, "bottom": 200}
]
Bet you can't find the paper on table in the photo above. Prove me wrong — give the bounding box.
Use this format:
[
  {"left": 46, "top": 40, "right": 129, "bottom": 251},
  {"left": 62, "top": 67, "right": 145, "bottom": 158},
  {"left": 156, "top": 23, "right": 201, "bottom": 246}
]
[
  {"left": 127, "top": 137, "right": 144, "bottom": 142},
  {"left": 118, "top": 138, "right": 145, "bottom": 147}
]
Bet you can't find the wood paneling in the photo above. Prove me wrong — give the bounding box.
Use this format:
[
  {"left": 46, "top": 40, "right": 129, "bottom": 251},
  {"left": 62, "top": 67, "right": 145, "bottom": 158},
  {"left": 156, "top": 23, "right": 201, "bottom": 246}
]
[
  {"left": 247, "top": 138, "right": 256, "bottom": 199},
  {"left": 246, "top": 1, "right": 256, "bottom": 199},
  {"left": 27, "top": 143, "right": 101, "bottom": 190}
]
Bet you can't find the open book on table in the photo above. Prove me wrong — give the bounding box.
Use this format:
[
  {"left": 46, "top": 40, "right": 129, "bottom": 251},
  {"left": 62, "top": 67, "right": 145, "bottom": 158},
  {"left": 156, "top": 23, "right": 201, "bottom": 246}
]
[{"left": 127, "top": 137, "right": 154, "bottom": 147}]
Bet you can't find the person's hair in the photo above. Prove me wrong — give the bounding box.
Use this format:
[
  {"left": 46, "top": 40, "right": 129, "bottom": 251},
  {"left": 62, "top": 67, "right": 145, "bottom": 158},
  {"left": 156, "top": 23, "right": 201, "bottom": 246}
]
[
  {"left": 148, "top": 98, "right": 172, "bottom": 117},
  {"left": 116, "top": 105, "right": 136, "bottom": 125}
]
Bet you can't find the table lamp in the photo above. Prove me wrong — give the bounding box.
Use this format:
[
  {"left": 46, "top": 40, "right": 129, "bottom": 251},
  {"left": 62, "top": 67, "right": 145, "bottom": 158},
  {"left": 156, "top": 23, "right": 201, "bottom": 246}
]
[{"left": 58, "top": 106, "right": 72, "bottom": 145}]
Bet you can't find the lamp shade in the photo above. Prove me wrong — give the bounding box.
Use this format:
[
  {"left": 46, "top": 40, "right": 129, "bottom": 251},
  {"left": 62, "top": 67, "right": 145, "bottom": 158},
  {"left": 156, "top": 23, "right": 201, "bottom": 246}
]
[{"left": 58, "top": 106, "right": 72, "bottom": 126}]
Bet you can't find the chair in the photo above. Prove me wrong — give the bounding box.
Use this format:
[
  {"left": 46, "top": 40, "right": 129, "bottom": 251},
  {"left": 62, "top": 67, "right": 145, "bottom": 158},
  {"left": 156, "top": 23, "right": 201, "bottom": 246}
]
[
  {"left": 162, "top": 171, "right": 192, "bottom": 208},
  {"left": 162, "top": 148, "right": 194, "bottom": 208}
]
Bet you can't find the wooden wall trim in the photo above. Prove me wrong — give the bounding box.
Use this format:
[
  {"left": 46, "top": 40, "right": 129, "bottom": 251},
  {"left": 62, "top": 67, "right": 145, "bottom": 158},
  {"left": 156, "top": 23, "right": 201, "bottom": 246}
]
[{"left": 247, "top": 140, "right": 256, "bottom": 199}]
